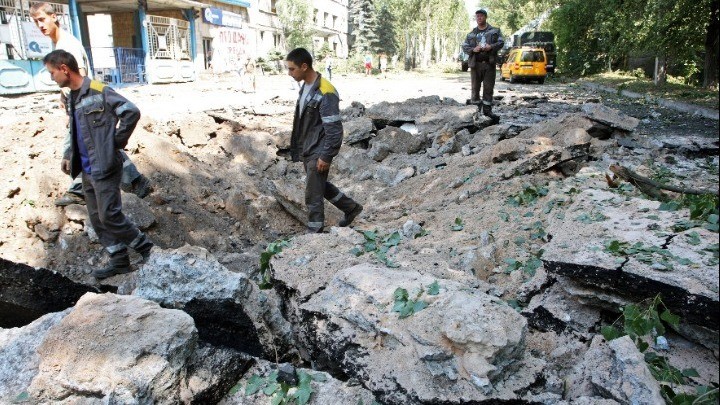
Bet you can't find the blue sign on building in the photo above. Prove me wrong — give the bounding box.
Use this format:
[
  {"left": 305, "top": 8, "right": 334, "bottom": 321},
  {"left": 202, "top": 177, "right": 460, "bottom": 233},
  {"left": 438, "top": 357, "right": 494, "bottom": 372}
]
[{"left": 202, "top": 7, "right": 245, "bottom": 29}]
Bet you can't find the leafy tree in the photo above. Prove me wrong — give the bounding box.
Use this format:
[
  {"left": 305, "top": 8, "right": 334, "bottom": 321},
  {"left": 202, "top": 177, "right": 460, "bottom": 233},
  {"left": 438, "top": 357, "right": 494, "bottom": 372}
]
[
  {"left": 315, "top": 43, "right": 332, "bottom": 61},
  {"left": 375, "top": 5, "right": 398, "bottom": 56},
  {"left": 488, "top": 0, "right": 716, "bottom": 87},
  {"left": 349, "top": 0, "right": 380, "bottom": 54},
  {"left": 380, "top": 0, "right": 468, "bottom": 69},
  {"left": 276, "top": 0, "right": 313, "bottom": 50}
]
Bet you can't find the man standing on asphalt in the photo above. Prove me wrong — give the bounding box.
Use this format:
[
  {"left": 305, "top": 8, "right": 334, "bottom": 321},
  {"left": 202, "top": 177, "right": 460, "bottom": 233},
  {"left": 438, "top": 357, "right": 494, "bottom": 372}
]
[
  {"left": 30, "top": 2, "right": 152, "bottom": 207},
  {"left": 462, "top": 9, "right": 504, "bottom": 123},
  {"left": 43, "top": 50, "right": 154, "bottom": 279},
  {"left": 285, "top": 48, "right": 363, "bottom": 233}
]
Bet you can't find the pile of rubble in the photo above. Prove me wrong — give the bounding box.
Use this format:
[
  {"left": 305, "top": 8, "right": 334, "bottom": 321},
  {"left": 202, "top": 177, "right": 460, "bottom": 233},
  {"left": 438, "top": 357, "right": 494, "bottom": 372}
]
[{"left": 1, "top": 87, "right": 718, "bottom": 404}]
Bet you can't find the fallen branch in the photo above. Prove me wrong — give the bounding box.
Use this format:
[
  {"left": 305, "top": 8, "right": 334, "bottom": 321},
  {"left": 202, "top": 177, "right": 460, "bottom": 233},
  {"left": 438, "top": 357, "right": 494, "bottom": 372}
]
[{"left": 608, "top": 164, "right": 719, "bottom": 199}]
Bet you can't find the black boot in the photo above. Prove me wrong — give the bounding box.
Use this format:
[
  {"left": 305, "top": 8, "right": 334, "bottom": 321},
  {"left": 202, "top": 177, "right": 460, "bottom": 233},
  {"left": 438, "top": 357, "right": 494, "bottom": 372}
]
[
  {"left": 482, "top": 104, "right": 500, "bottom": 124},
  {"left": 131, "top": 175, "right": 153, "bottom": 198},
  {"left": 93, "top": 250, "right": 133, "bottom": 279},
  {"left": 130, "top": 233, "right": 154, "bottom": 263},
  {"left": 339, "top": 203, "right": 363, "bottom": 227}
]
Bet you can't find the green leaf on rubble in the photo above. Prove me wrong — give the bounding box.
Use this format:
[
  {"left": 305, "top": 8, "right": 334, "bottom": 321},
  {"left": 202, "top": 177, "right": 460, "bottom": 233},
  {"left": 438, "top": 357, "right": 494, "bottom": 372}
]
[
  {"left": 258, "top": 239, "right": 291, "bottom": 290},
  {"left": 362, "top": 230, "right": 377, "bottom": 241},
  {"left": 413, "top": 300, "right": 428, "bottom": 313},
  {"left": 685, "top": 231, "right": 702, "bottom": 245},
  {"left": 393, "top": 287, "right": 409, "bottom": 302},
  {"left": 311, "top": 372, "right": 328, "bottom": 382},
  {"left": 452, "top": 217, "right": 464, "bottom": 231},
  {"left": 601, "top": 325, "right": 623, "bottom": 341},
  {"left": 293, "top": 371, "right": 313, "bottom": 405},
  {"left": 681, "top": 368, "right": 700, "bottom": 378},
  {"left": 263, "top": 382, "right": 281, "bottom": 396},
  {"left": 384, "top": 231, "right": 402, "bottom": 247},
  {"left": 660, "top": 310, "right": 680, "bottom": 328},
  {"left": 245, "top": 375, "right": 265, "bottom": 396},
  {"left": 427, "top": 281, "right": 440, "bottom": 295}
]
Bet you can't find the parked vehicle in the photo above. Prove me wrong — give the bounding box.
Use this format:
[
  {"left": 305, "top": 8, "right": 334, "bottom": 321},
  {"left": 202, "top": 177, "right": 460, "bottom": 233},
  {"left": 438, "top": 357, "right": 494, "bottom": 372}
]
[
  {"left": 519, "top": 32, "right": 556, "bottom": 73},
  {"left": 500, "top": 47, "right": 547, "bottom": 84}
]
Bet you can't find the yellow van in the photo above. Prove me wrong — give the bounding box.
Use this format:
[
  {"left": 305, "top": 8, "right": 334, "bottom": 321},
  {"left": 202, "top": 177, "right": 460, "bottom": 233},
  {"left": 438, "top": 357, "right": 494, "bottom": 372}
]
[{"left": 500, "top": 47, "right": 547, "bottom": 84}]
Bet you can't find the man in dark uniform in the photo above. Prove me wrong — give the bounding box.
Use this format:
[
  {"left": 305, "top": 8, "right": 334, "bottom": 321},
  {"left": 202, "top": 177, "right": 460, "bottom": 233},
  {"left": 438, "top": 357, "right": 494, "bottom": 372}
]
[
  {"left": 462, "top": 9, "right": 504, "bottom": 123},
  {"left": 44, "top": 50, "right": 154, "bottom": 279},
  {"left": 285, "top": 48, "right": 363, "bottom": 233}
]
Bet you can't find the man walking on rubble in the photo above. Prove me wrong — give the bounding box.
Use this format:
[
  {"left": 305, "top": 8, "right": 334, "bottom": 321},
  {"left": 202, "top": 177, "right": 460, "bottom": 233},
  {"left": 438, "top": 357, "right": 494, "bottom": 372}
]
[
  {"left": 43, "top": 50, "right": 154, "bottom": 279},
  {"left": 285, "top": 48, "right": 363, "bottom": 233},
  {"left": 30, "top": 2, "right": 152, "bottom": 207},
  {"left": 462, "top": 9, "right": 504, "bottom": 124}
]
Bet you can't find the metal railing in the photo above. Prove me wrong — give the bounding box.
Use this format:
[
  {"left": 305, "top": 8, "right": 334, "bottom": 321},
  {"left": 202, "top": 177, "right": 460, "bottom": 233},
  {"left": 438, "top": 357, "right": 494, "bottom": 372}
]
[{"left": 87, "top": 46, "right": 146, "bottom": 85}]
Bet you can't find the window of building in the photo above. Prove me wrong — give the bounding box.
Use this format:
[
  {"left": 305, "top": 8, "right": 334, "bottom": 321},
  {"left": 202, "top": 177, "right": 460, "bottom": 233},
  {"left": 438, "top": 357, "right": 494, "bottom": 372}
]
[
  {"left": 323, "top": 12, "right": 329, "bottom": 27},
  {"left": 270, "top": 0, "right": 277, "bottom": 13},
  {"left": 273, "top": 33, "right": 281, "bottom": 47},
  {"left": 313, "top": 9, "right": 318, "bottom": 24},
  {"left": 332, "top": 15, "right": 337, "bottom": 29}
]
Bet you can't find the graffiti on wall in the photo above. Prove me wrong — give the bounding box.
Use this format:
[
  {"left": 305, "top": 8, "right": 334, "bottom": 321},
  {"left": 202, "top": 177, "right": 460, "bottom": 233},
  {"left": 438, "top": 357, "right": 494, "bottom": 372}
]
[{"left": 209, "top": 26, "right": 254, "bottom": 72}]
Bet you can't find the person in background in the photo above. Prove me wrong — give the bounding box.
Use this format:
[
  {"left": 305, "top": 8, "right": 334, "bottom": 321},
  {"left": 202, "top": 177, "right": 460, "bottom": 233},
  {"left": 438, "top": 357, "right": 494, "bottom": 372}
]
[
  {"left": 379, "top": 53, "right": 388, "bottom": 78},
  {"left": 325, "top": 55, "right": 333, "bottom": 81},
  {"left": 364, "top": 53, "right": 373, "bottom": 76},
  {"left": 285, "top": 48, "right": 363, "bottom": 233},
  {"left": 43, "top": 50, "right": 154, "bottom": 279},
  {"left": 30, "top": 2, "right": 153, "bottom": 207},
  {"left": 244, "top": 57, "right": 257, "bottom": 93}
]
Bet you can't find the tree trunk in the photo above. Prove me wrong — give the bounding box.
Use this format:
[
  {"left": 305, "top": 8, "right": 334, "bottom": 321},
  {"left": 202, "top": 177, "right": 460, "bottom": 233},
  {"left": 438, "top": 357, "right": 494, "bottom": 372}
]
[
  {"left": 421, "top": 6, "right": 432, "bottom": 68},
  {"left": 704, "top": 0, "right": 719, "bottom": 88},
  {"left": 654, "top": 55, "right": 667, "bottom": 85},
  {"left": 404, "top": 31, "right": 412, "bottom": 70}
]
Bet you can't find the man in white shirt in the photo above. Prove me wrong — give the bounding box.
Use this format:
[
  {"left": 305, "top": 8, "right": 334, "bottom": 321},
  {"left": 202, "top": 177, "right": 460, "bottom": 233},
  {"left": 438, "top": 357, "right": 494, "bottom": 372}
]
[{"left": 30, "top": 2, "right": 152, "bottom": 206}]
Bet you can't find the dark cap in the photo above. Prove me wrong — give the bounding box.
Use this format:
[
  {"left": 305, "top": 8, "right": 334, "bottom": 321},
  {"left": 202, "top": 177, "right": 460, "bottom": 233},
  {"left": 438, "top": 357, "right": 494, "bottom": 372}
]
[{"left": 475, "top": 9, "right": 487, "bottom": 16}]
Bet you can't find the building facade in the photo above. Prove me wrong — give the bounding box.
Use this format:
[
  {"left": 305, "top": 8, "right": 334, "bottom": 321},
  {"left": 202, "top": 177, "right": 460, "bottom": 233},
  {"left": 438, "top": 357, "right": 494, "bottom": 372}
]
[
  {"left": 0, "top": 0, "right": 348, "bottom": 94},
  {"left": 198, "top": 0, "right": 349, "bottom": 73}
]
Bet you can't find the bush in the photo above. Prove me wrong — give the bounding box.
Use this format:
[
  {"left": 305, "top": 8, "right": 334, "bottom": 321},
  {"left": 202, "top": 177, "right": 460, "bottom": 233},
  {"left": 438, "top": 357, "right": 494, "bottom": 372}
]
[{"left": 631, "top": 67, "right": 646, "bottom": 79}]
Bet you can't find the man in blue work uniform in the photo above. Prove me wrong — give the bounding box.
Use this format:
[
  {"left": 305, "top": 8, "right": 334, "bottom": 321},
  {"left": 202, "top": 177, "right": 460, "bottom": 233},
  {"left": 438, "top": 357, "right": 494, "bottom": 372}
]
[
  {"left": 43, "top": 50, "right": 154, "bottom": 279},
  {"left": 285, "top": 48, "right": 363, "bottom": 233}
]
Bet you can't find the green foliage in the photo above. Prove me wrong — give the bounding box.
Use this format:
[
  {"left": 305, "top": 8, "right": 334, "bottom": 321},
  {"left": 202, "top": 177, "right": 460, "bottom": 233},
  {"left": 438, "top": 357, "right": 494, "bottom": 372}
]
[
  {"left": 601, "top": 295, "right": 718, "bottom": 404},
  {"left": 427, "top": 280, "right": 440, "bottom": 295},
  {"left": 353, "top": 229, "right": 402, "bottom": 267},
  {"left": 349, "top": 0, "right": 380, "bottom": 54},
  {"left": 276, "top": 0, "right": 313, "bottom": 50},
  {"left": 504, "top": 249, "right": 544, "bottom": 277},
  {"left": 315, "top": 43, "right": 333, "bottom": 62},
  {"left": 238, "top": 370, "right": 324, "bottom": 405},
  {"left": 603, "top": 239, "right": 691, "bottom": 270},
  {"left": 659, "top": 194, "right": 719, "bottom": 233},
  {"left": 526, "top": 221, "right": 548, "bottom": 241},
  {"left": 375, "top": 5, "right": 398, "bottom": 56},
  {"left": 451, "top": 217, "right": 464, "bottom": 231},
  {"left": 13, "top": 392, "right": 30, "bottom": 403},
  {"left": 379, "top": 0, "right": 469, "bottom": 69},
  {"left": 575, "top": 210, "right": 609, "bottom": 224},
  {"left": 393, "top": 281, "right": 439, "bottom": 318},
  {"left": 258, "top": 239, "right": 291, "bottom": 289},
  {"left": 506, "top": 185, "right": 549, "bottom": 206}
]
